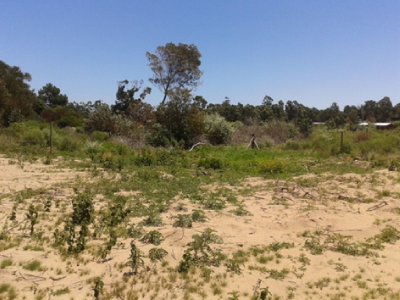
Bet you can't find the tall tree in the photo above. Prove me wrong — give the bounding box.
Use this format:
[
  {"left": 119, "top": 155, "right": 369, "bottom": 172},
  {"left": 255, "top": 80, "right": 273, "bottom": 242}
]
[
  {"left": 147, "top": 43, "right": 202, "bottom": 104},
  {"left": 38, "top": 83, "right": 68, "bottom": 108},
  {"left": 155, "top": 89, "right": 204, "bottom": 147},
  {"left": 112, "top": 80, "right": 153, "bottom": 125},
  {"left": 0, "top": 60, "right": 37, "bottom": 126}
]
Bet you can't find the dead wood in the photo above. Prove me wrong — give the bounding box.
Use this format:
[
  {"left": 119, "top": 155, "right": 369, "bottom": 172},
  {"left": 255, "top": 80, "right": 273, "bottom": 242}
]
[{"left": 367, "top": 201, "right": 388, "bottom": 212}]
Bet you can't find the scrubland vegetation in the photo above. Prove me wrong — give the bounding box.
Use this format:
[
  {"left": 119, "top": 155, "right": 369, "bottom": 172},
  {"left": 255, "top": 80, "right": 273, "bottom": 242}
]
[{"left": 1, "top": 44, "right": 400, "bottom": 299}]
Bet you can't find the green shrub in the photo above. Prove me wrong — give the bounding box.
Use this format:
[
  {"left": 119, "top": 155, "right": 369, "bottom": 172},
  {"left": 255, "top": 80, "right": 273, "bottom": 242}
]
[
  {"left": 191, "top": 210, "right": 207, "bottom": 222},
  {"left": 148, "top": 248, "right": 168, "bottom": 262},
  {"left": 22, "top": 128, "right": 46, "bottom": 146},
  {"left": 141, "top": 230, "right": 163, "bottom": 245},
  {"left": 22, "top": 260, "right": 44, "bottom": 271},
  {"left": 58, "top": 136, "right": 79, "bottom": 152},
  {"left": 0, "top": 259, "right": 12, "bottom": 269},
  {"left": 173, "top": 214, "right": 193, "bottom": 228},
  {"left": 204, "top": 113, "right": 235, "bottom": 145}
]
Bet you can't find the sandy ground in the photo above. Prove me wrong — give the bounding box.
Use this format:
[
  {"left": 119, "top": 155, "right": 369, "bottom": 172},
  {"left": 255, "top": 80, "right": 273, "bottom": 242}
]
[{"left": 0, "top": 157, "right": 399, "bottom": 299}]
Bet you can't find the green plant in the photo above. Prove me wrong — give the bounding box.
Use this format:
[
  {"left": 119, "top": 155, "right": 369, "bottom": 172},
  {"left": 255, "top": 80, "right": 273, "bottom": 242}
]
[
  {"left": 191, "top": 209, "right": 207, "bottom": 222},
  {"left": 93, "top": 277, "right": 104, "bottom": 300},
  {"left": 148, "top": 248, "right": 168, "bottom": 262},
  {"left": 22, "top": 260, "right": 45, "bottom": 271},
  {"left": 173, "top": 214, "right": 193, "bottom": 228},
  {"left": 0, "top": 283, "right": 17, "bottom": 300},
  {"left": 61, "top": 191, "right": 94, "bottom": 254},
  {"left": 128, "top": 242, "right": 144, "bottom": 274},
  {"left": 178, "top": 228, "right": 224, "bottom": 273},
  {"left": 26, "top": 204, "right": 38, "bottom": 236},
  {"left": 204, "top": 113, "right": 235, "bottom": 145},
  {"left": 0, "top": 259, "right": 12, "bottom": 269},
  {"left": 198, "top": 157, "right": 223, "bottom": 170},
  {"left": 142, "top": 212, "right": 163, "bottom": 227},
  {"left": 141, "top": 230, "right": 163, "bottom": 245}
]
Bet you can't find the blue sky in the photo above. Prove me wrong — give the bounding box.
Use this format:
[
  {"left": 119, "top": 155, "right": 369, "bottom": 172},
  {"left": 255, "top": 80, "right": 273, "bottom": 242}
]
[{"left": 1, "top": 0, "right": 399, "bottom": 109}]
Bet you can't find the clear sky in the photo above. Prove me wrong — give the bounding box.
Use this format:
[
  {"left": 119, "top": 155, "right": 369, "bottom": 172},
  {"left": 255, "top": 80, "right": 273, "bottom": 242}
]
[{"left": 1, "top": 0, "right": 399, "bottom": 109}]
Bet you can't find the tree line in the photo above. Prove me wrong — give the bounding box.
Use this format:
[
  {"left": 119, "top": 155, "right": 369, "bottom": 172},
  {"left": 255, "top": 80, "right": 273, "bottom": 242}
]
[{"left": 1, "top": 43, "right": 398, "bottom": 147}]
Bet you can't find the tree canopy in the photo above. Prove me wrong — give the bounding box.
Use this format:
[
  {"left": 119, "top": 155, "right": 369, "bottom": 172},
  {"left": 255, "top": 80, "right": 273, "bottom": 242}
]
[
  {"left": 0, "top": 60, "right": 37, "bottom": 126},
  {"left": 146, "top": 43, "right": 202, "bottom": 105}
]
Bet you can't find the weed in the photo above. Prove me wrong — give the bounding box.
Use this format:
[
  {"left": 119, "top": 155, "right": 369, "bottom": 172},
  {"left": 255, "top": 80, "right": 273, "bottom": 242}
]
[
  {"left": 142, "top": 213, "right": 163, "bottom": 227},
  {"left": 26, "top": 204, "right": 39, "bottom": 236},
  {"left": 173, "top": 214, "right": 193, "bottom": 228},
  {"left": 148, "top": 248, "right": 168, "bottom": 262},
  {"left": 128, "top": 242, "right": 144, "bottom": 275},
  {"left": 0, "top": 283, "right": 17, "bottom": 300},
  {"left": 141, "top": 230, "right": 163, "bottom": 245},
  {"left": 93, "top": 277, "right": 104, "bottom": 300},
  {"left": 191, "top": 209, "right": 207, "bottom": 222},
  {"left": 178, "top": 228, "right": 224, "bottom": 273},
  {"left": 0, "top": 259, "right": 12, "bottom": 269},
  {"left": 22, "top": 260, "right": 45, "bottom": 271}
]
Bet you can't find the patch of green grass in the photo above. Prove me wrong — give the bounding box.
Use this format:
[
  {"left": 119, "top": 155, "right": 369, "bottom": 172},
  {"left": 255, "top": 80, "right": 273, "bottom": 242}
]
[
  {"left": 22, "top": 260, "right": 46, "bottom": 272},
  {"left": 0, "top": 283, "right": 17, "bottom": 299},
  {"left": 0, "top": 259, "right": 12, "bottom": 269}
]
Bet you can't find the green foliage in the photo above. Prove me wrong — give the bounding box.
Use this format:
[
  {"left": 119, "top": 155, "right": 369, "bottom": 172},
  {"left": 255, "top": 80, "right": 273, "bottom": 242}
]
[
  {"left": 191, "top": 210, "right": 207, "bottom": 222},
  {"left": 148, "top": 248, "right": 168, "bottom": 262},
  {"left": 0, "top": 283, "right": 17, "bottom": 300},
  {"left": 173, "top": 214, "right": 193, "bottom": 228},
  {"left": 155, "top": 89, "right": 205, "bottom": 147},
  {"left": 22, "top": 128, "right": 46, "bottom": 147},
  {"left": 129, "top": 241, "right": 144, "bottom": 274},
  {"left": 93, "top": 277, "right": 104, "bottom": 300},
  {"left": 142, "top": 212, "right": 163, "bottom": 227},
  {"left": 141, "top": 230, "right": 163, "bottom": 245},
  {"left": 259, "top": 160, "right": 285, "bottom": 174},
  {"left": 0, "top": 60, "right": 37, "bottom": 126},
  {"left": 22, "top": 260, "right": 44, "bottom": 271},
  {"left": 178, "top": 228, "right": 224, "bottom": 273},
  {"left": 147, "top": 42, "right": 202, "bottom": 105},
  {"left": 198, "top": 157, "right": 223, "bottom": 170},
  {"left": 204, "top": 113, "right": 235, "bottom": 145},
  {"left": 303, "top": 227, "right": 400, "bottom": 257},
  {"left": 0, "top": 259, "right": 12, "bottom": 269},
  {"left": 57, "top": 191, "right": 94, "bottom": 254},
  {"left": 26, "top": 204, "right": 38, "bottom": 236},
  {"left": 38, "top": 83, "right": 68, "bottom": 108}
]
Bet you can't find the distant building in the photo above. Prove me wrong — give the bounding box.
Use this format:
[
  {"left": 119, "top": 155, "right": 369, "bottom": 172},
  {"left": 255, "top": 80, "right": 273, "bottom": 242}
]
[{"left": 357, "top": 122, "right": 395, "bottom": 129}]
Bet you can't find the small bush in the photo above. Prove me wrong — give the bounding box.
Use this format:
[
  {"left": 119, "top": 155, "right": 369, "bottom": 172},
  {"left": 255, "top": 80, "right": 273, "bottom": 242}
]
[
  {"left": 58, "top": 136, "right": 79, "bottom": 152},
  {"left": 22, "top": 128, "right": 46, "bottom": 146},
  {"left": 142, "top": 213, "right": 163, "bottom": 227},
  {"left": 149, "top": 248, "right": 168, "bottom": 262},
  {"left": 141, "top": 230, "right": 163, "bottom": 245},
  {"left": 22, "top": 260, "right": 45, "bottom": 271},
  {"left": 173, "top": 214, "right": 193, "bottom": 228},
  {"left": 0, "top": 283, "right": 17, "bottom": 299},
  {"left": 191, "top": 210, "right": 207, "bottom": 222},
  {"left": 0, "top": 259, "right": 12, "bottom": 269},
  {"left": 204, "top": 113, "right": 235, "bottom": 145}
]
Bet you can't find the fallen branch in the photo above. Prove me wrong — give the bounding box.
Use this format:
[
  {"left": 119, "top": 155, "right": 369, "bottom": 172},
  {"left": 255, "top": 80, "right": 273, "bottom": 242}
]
[
  {"left": 189, "top": 142, "right": 207, "bottom": 151},
  {"left": 50, "top": 275, "right": 67, "bottom": 281},
  {"left": 367, "top": 201, "right": 388, "bottom": 212}
]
